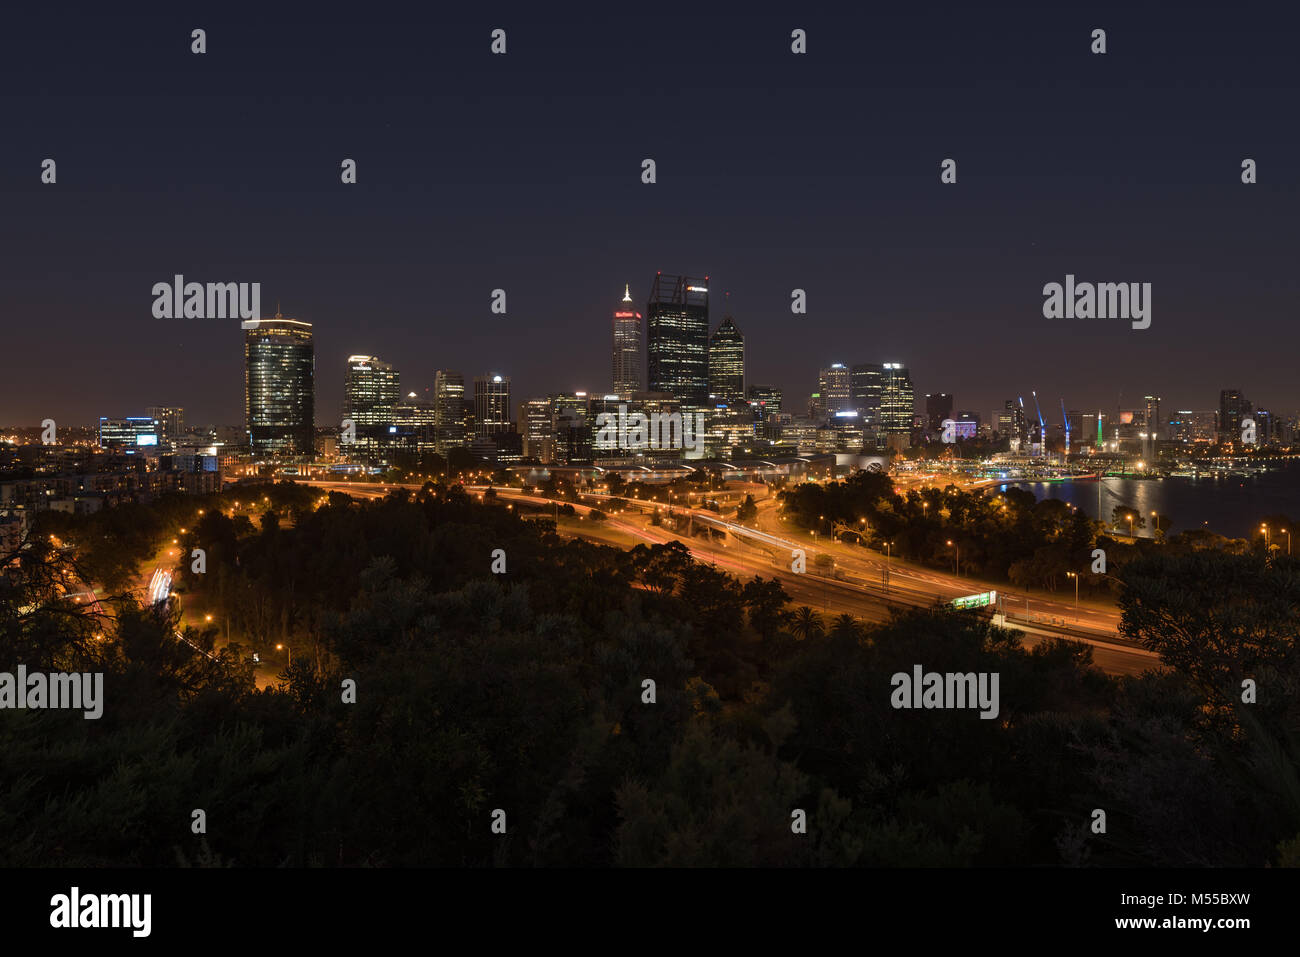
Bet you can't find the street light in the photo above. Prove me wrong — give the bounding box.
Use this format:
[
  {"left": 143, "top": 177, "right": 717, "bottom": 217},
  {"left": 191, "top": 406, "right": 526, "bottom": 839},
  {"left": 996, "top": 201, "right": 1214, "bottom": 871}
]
[
  {"left": 276, "top": 643, "right": 291, "bottom": 666},
  {"left": 1282, "top": 528, "right": 1292, "bottom": 556},
  {"left": 1127, "top": 513, "right": 1135, "bottom": 538},
  {"left": 946, "top": 539, "right": 959, "bottom": 576},
  {"left": 1261, "top": 524, "right": 1270, "bottom": 549},
  {"left": 1065, "top": 571, "right": 1078, "bottom": 620}
]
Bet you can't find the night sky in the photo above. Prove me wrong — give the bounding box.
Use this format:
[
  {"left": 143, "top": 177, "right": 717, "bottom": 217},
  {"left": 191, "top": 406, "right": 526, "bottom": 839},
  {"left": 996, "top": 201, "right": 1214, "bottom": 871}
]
[{"left": 3, "top": 3, "right": 1297, "bottom": 429}]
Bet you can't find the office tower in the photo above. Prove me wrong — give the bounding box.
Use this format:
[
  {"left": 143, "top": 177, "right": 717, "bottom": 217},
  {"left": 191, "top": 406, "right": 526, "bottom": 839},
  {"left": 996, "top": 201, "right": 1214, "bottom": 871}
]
[
  {"left": 242, "top": 314, "right": 315, "bottom": 457},
  {"left": 999, "top": 399, "right": 1027, "bottom": 450},
  {"left": 1142, "top": 395, "right": 1162, "bottom": 441},
  {"left": 1219, "top": 389, "right": 1251, "bottom": 442},
  {"left": 1066, "top": 410, "right": 1084, "bottom": 445},
  {"left": 522, "top": 397, "right": 555, "bottom": 462},
  {"left": 1169, "top": 410, "right": 1218, "bottom": 444},
  {"left": 747, "top": 385, "right": 782, "bottom": 422},
  {"left": 925, "top": 393, "right": 953, "bottom": 432},
  {"left": 1252, "top": 409, "right": 1273, "bottom": 446},
  {"left": 146, "top": 407, "right": 184, "bottom": 445},
  {"left": 551, "top": 392, "right": 593, "bottom": 465},
  {"left": 473, "top": 374, "right": 512, "bottom": 436},
  {"left": 879, "top": 363, "right": 914, "bottom": 439},
  {"left": 393, "top": 392, "right": 438, "bottom": 454},
  {"left": 612, "top": 284, "right": 643, "bottom": 395},
  {"left": 646, "top": 273, "right": 709, "bottom": 413},
  {"left": 817, "top": 364, "right": 851, "bottom": 416},
  {"left": 707, "top": 315, "right": 745, "bottom": 406},
  {"left": 433, "top": 371, "right": 468, "bottom": 454},
  {"left": 344, "top": 355, "right": 401, "bottom": 453},
  {"left": 99, "top": 416, "right": 160, "bottom": 450},
  {"left": 850, "top": 363, "right": 883, "bottom": 423}
]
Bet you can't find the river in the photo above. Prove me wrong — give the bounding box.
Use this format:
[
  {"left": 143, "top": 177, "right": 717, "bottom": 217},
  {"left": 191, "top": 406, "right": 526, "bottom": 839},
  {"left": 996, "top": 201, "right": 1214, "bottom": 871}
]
[{"left": 1001, "top": 460, "right": 1300, "bottom": 540}]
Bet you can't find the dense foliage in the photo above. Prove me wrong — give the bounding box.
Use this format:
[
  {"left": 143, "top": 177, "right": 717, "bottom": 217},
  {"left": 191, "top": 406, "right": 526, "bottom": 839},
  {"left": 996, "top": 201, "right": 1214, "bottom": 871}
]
[{"left": 2, "top": 482, "right": 1297, "bottom": 866}]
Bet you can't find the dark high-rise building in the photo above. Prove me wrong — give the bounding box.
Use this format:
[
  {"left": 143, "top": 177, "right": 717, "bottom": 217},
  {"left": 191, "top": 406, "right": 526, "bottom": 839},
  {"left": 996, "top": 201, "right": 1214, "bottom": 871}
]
[
  {"left": 925, "top": 393, "right": 953, "bottom": 432},
  {"left": 551, "top": 391, "right": 592, "bottom": 465},
  {"left": 998, "top": 398, "right": 1028, "bottom": 450},
  {"left": 612, "top": 284, "right": 643, "bottom": 395},
  {"left": 433, "top": 371, "right": 468, "bottom": 454},
  {"left": 473, "top": 374, "right": 512, "bottom": 436},
  {"left": 242, "top": 314, "right": 315, "bottom": 457},
  {"left": 747, "top": 385, "right": 782, "bottom": 422},
  {"left": 344, "top": 355, "right": 401, "bottom": 453},
  {"left": 708, "top": 315, "right": 745, "bottom": 406},
  {"left": 879, "top": 363, "right": 914, "bottom": 440},
  {"left": 851, "top": 363, "right": 884, "bottom": 423},
  {"left": 1142, "top": 394, "right": 1162, "bottom": 441},
  {"left": 1219, "top": 389, "right": 1251, "bottom": 442},
  {"left": 646, "top": 273, "right": 709, "bottom": 413},
  {"left": 146, "top": 407, "right": 184, "bottom": 446}
]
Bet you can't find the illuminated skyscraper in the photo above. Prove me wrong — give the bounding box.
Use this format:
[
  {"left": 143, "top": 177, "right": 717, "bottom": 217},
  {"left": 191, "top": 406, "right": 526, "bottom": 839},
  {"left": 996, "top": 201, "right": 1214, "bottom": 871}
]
[
  {"left": 818, "top": 363, "right": 851, "bottom": 417},
  {"left": 433, "top": 370, "right": 468, "bottom": 454},
  {"left": 747, "top": 385, "right": 782, "bottom": 422},
  {"left": 242, "top": 314, "right": 315, "bottom": 457},
  {"left": 344, "top": 355, "right": 400, "bottom": 453},
  {"left": 879, "top": 363, "right": 913, "bottom": 442},
  {"left": 707, "top": 315, "right": 745, "bottom": 406},
  {"left": 612, "top": 284, "right": 643, "bottom": 395},
  {"left": 393, "top": 392, "right": 438, "bottom": 454},
  {"left": 473, "top": 374, "right": 512, "bottom": 436},
  {"left": 522, "top": 397, "right": 555, "bottom": 462},
  {"left": 646, "top": 273, "right": 709, "bottom": 413}
]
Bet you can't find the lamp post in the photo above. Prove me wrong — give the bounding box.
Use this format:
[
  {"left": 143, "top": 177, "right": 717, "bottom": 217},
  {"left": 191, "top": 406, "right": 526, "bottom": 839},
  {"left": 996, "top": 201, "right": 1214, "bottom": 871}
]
[
  {"left": 1261, "top": 524, "right": 1270, "bottom": 550},
  {"left": 1127, "top": 513, "right": 1135, "bottom": 539},
  {"left": 884, "top": 541, "right": 892, "bottom": 594},
  {"left": 1282, "top": 528, "right": 1292, "bottom": 556},
  {"left": 1066, "top": 571, "right": 1078, "bottom": 621},
  {"left": 946, "top": 539, "right": 959, "bottom": 577},
  {"left": 276, "top": 643, "right": 291, "bottom": 667}
]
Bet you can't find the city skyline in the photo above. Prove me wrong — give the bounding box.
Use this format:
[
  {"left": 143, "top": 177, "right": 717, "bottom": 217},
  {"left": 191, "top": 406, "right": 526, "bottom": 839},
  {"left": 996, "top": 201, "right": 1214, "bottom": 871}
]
[
  {"left": 4, "top": 7, "right": 1298, "bottom": 428},
  {"left": 12, "top": 278, "right": 1289, "bottom": 440}
]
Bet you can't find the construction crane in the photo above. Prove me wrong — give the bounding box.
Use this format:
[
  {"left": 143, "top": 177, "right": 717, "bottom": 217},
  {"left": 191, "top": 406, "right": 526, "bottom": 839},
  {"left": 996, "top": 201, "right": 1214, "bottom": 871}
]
[
  {"left": 1061, "top": 398, "right": 1070, "bottom": 459},
  {"left": 1031, "top": 391, "right": 1047, "bottom": 457}
]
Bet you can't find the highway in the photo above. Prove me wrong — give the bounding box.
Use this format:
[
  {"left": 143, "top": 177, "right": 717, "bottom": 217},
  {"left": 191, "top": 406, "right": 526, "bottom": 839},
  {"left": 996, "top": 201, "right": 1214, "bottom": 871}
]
[{"left": 291, "top": 477, "right": 1158, "bottom": 675}]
